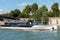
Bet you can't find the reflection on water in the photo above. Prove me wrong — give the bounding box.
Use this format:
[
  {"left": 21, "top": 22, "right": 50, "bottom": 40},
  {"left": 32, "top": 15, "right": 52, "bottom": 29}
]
[{"left": 0, "top": 27, "right": 60, "bottom": 40}]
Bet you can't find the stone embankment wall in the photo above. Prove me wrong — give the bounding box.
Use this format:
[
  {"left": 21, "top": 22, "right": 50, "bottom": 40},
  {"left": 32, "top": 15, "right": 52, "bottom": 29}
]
[{"left": 48, "top": 17, "right": 60, "bottom": 26}]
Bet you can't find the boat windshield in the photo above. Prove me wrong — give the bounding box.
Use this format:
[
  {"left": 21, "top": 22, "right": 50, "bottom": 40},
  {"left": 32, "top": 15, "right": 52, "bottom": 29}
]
[{"left": 33, "top": 22, "right": 42, "bottom": 25}]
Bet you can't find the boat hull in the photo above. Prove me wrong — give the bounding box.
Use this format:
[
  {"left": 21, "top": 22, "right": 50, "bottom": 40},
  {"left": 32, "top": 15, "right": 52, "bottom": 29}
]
[{"left": 0, "top": 26, "right": 57, "bottom": 31}]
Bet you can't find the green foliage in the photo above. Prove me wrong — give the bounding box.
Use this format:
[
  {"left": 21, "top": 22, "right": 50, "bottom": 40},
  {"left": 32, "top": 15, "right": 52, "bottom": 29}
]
[
  {"left": 51, "top": 3, "right": 59, "bottom": 17},
  {"left": 58, "top": 10, "right": 60, "bottom": 17},
  {"left": 41, "top": 17, "right": 48, "bottom": 22},
  {"left": 1, "top": 12, "right": 12, "bottom": 17},
  {"left": 21, "top": 5, "right": 31, "bottom": 18},
  {"left": 18, "top": 13, "right": 30, "bottom": 18},
  {"left": 47, "top": 11, "right": 54, "bottom": 17},
  {"left": 18, "top": 13, "right": 26, "bottom": 18},
  {"left": 39, "top": 5, "right": 48, "bottom": 12},
  {"left": 40, "top": 5, "right": 48, "bottom": 22},
  {"left": 1, "top": 2, "right": 60, "bottom": 20},
  {"left": 31, "top": 3, "right": 38, "bottom": 13},
  {"left": 32, "top": 13, "right": 41, "bottom": 21},
  {"left": 32, "top": 5, "right": 48, "bottom": 22},
  {"left": 14, "top": 9, "right": 21, "bottom": 16},
  {"left": 22, "top": 5, "right": 31, "bottom": 14},
  {"left": 10, "top": 9, "right": 21, "bottom": 17},
  {"left": 51, "top": 3, "right": 59, "bottom": 12},
  {"left": 1, "top": 9, "right": 21, "bottom": 17},
  {"left": 38, "top": 5, "right": 48, "bottom": 17}
]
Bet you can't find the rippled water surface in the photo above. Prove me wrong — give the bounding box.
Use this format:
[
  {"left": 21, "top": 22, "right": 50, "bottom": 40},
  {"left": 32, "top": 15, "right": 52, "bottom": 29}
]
[{"left": 0, "top": 27, "right": 60, "bottom": 40}]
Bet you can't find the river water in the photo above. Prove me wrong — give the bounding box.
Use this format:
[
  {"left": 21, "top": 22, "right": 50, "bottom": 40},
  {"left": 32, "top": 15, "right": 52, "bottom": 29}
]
[{"left": 0, "top": 27, "right": 60, "bottom": 40}]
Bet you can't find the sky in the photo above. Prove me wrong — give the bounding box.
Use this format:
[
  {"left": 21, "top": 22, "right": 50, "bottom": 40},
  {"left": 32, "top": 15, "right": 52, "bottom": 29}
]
[{"left": 0, "top": 0, "right": 60, "bottom": 14}]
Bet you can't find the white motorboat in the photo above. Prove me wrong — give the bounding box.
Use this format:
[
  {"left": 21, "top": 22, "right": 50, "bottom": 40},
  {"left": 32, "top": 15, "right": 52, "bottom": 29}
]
[
  {"left": 0, "top": 24, "right": 57, "bottom": 31},
  {"left": 31, "top": 24, "right": 57, "bottom": 30}
]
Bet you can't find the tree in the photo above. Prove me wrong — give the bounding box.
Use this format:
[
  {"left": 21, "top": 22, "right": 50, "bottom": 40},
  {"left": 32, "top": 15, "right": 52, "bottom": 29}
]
[
  {"left": 40, "top": 5, "right": 48, "bottom": 12},
  {"left": 1, "top": 2, "right": 60, "bottom": 18},
  {"left": 51, "top": 3, "right": 59, "bottom": 12},
  {"left": 31, "top": 3, "right": 38, "bottom": 13},
  {"left": 51, "top": 3, "right": 59, "bottom": 17},
  {"left": 37, "top": 5, "right": 48, "bottom": 17},
  {"left": 10, "top": 9, "right": 21, "bottom": 17},
  {"left": 41, "top": 17, "right": 48, "bottom": 24},
  {"left": 9, "top": 10, "right": 15, "bottom": 17},
  {"left": 22, "top": 5, "right": 31, "bottom": 18},
  {"left": 14, "top": 9, "right": 21, "bottom": 16},
  {"left": 47, "top": 11, "right": 54, "bottom": 17},
  {"left": 22, "top": 5, "right": 31, "bottom": 14},
  {"left": 39, "top": 5, "right": 48, "bottom": 23},
  {"left": 32, "top": 5, "right": 48, "bottom": 21}
]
